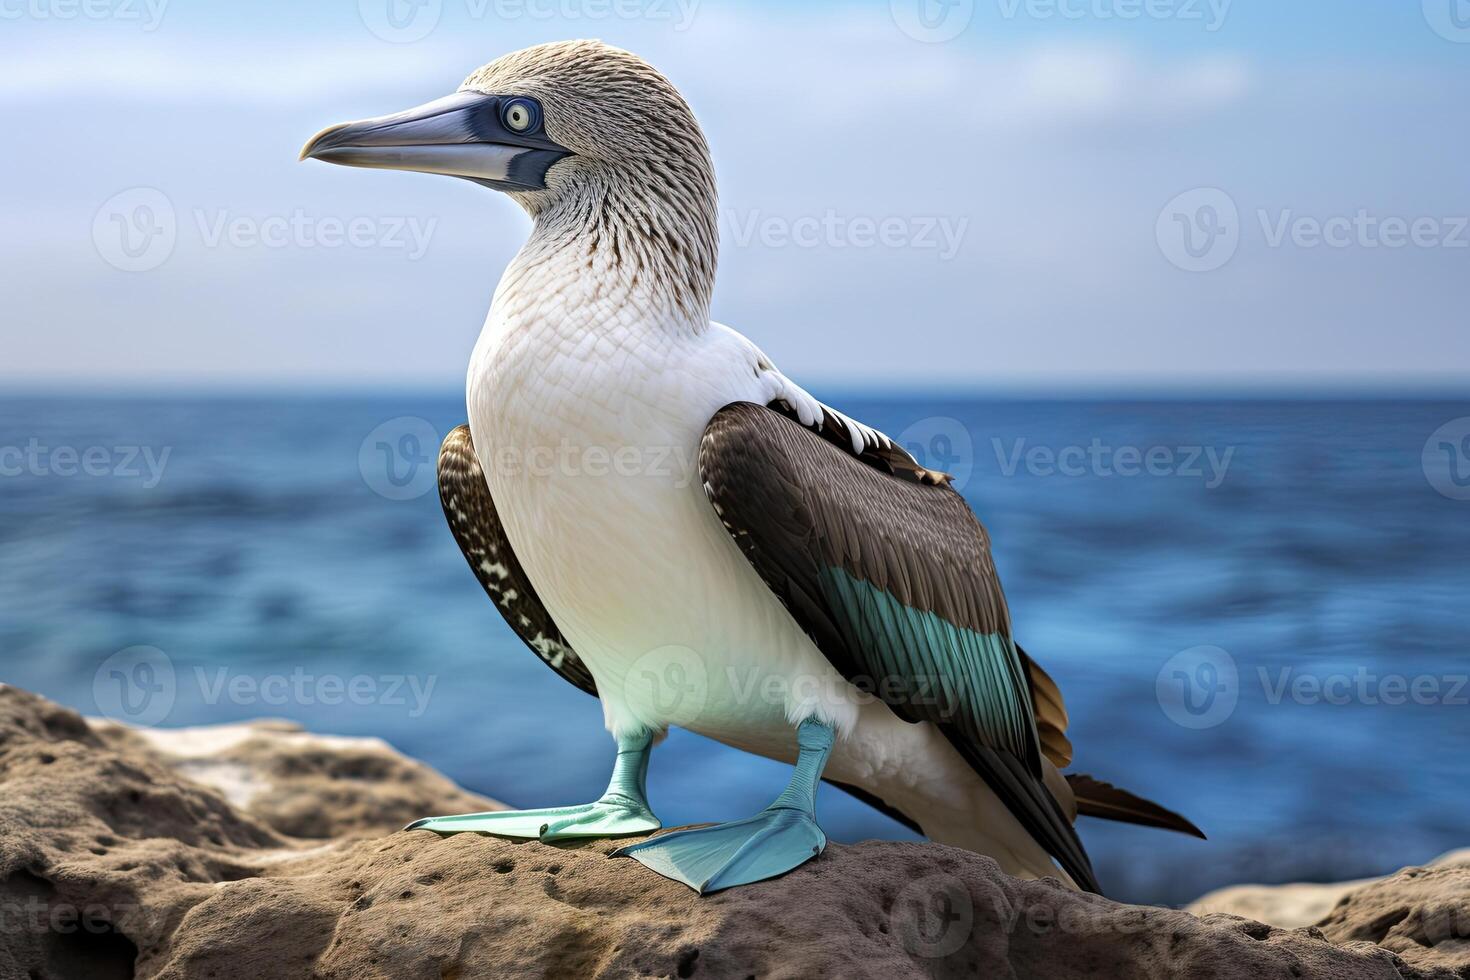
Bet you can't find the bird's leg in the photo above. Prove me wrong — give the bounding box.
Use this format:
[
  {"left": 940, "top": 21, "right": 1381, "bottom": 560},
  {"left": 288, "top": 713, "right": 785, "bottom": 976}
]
[
  {"left": 613, "top": 718, "right": 834, "bottom": 894},
  {"left": 404, "top": 730, "right": 660, "bottom": 841}
]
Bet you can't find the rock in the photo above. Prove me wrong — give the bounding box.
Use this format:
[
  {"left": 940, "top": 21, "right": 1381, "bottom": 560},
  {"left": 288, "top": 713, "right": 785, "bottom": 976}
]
[
  {"left": 92, "top": 718, "right": 503, "bottom": 839},
  {"left": 1314, "top": 861, "right": 1470, "bottom": 975},
  {"left": 0, "top": 685, "right": 1461, "bottom": 979},
  {"left": 1188, "top": 851, "right": 1470, "bottom": 930},
  {"left": 1188, "top": 877, "right": 1378, "bottom": 931},
  {"left": 1189, "top": 852, "right": 1470, "bottom": 975}
]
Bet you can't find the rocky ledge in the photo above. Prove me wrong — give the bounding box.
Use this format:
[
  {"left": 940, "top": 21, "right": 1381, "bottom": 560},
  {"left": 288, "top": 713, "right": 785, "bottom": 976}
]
[{"left": 0, "top": 685, "right": 1464, "bottom": 979}]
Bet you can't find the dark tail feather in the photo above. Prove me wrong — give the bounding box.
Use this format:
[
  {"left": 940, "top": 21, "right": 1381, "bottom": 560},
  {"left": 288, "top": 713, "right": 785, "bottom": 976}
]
[{"left": 1066, "top": 774, "right": 1206, "bottom": 839}]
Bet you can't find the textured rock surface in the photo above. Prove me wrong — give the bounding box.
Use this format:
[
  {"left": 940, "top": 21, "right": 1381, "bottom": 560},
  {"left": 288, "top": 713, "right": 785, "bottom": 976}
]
[
  {"left": 93, "top": 718, "right": 502, "bottom": 840},
  {"left": 1188, "top": 876, "right": 1376, "bottom": 931},
  {"left": 1189, "top": 851, "right": 1470, "bottom": 974},
  {"left": 1314, "top": 860, "right": 1470, "bottom": 975},
  {"left": 0, "top": 685, "right": 1462, "bottom": 979}
]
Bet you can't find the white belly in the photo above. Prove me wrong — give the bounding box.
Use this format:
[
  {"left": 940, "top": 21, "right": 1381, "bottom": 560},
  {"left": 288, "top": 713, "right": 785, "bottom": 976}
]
[{"left": 467, "top": 319, "right": 856, "bottom": 757}]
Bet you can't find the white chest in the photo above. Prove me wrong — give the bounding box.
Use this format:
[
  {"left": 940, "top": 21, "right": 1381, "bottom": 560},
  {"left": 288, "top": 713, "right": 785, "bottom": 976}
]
[{"left": 463, "top": 309, "right": 846, "bottom": 744}]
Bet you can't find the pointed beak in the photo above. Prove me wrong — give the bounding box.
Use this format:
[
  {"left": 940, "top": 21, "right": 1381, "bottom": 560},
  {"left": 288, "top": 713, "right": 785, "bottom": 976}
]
[{"left": 300, "top": 91, "right": 571, "bottom": 192}]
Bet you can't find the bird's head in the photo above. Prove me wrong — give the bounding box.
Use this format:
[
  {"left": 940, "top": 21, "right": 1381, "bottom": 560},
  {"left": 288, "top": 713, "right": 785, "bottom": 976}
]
[
  {"left": 302, "top": 40, "right": 717, "bottom": 320},
  {"left": 302, "top": 40, "right": 713, "bottom": 219}
]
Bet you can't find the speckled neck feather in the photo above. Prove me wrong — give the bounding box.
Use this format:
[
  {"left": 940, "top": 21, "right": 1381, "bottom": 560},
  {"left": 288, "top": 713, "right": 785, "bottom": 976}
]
[{"left": 463, "top": 40, "right": 718, "bottom": 328}]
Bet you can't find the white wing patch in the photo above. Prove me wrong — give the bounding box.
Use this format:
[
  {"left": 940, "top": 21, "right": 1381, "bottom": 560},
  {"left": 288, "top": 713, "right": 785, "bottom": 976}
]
[{"left": 720, "top": 323, "right": 913, "bottom": 464}]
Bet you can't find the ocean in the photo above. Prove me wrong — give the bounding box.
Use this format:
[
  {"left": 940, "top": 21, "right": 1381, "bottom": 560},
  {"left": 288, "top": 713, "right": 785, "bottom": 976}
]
[{"left": 2, "top": 393, "right": 1467, "bottom": 906}]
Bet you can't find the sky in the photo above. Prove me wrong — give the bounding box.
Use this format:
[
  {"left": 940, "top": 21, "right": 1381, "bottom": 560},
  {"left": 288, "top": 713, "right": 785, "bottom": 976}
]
[{"left": 3, "top": 0, "right": 1468, "bottom": 391}]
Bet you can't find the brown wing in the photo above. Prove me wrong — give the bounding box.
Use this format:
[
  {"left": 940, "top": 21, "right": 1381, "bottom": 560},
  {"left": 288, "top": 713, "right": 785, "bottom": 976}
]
[
  {"left": 700, "top": 401, "right": 1098, "bottom": 893},
  {"left": 438, "top": 425, "right": 597, "bottom": 697}
]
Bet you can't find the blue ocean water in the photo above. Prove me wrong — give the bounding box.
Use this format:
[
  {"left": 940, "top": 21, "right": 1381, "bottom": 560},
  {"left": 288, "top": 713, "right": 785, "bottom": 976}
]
[{"left": 2, "top": 394, "right": 1467, "bottom": 905}]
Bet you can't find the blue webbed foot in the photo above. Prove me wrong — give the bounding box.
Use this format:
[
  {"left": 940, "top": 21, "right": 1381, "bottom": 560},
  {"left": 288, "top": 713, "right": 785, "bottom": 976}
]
[
  {"left": 614, "top": 717, "right": 836, "bottom": 894},
  {"left": 612, "top": 805, "right": 824, "bottom": 893},
  {"left": 405, "top": 796, "right": 659, "bottom": 840},
  {"left": 404, "top": 729, "right": 659, "bottom": 842}
]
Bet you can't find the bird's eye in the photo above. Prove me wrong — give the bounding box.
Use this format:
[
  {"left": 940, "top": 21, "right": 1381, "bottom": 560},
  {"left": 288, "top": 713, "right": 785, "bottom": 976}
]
[{"left": 501, "top": 98, "right": 540, "bottom": 134}]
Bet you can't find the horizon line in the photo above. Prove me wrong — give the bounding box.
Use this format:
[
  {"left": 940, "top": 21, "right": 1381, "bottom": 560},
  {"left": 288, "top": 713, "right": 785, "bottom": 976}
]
[{"left": 3, "top": 376, "right": 1467, "bottom": 402}]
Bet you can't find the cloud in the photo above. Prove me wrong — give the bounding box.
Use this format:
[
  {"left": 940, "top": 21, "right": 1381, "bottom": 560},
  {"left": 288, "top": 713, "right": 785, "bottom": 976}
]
[
  {"left": 991, "top": 43, "right": 1252, "bottom": 128},
  {"left": 1, "top": 37, "right": 453, "bottom": 105},
  {"left": 3, "top": 11, "right": 1252, "bottom": 135},
  {"left": 646, "top": 12, "right": 1257, "bottom": 133}
]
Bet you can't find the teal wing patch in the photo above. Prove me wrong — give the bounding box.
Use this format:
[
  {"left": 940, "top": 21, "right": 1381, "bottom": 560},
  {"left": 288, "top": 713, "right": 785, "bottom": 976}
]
[{"left": 822, "top": 567, "right": 1035, "bottom": 768}]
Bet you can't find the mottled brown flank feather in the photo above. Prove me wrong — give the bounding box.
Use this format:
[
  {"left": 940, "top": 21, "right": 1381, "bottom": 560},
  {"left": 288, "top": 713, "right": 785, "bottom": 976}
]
[
  {"left": 437, "top": 425, "right": 597, "bottom": 696},
  {"left": 700, "top": 401, "right": 1099, "bottom": 893}
]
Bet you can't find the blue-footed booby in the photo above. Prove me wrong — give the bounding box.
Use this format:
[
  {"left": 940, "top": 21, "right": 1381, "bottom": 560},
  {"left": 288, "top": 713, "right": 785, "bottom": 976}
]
[{"left": 301, "top": 40, "right": 1201, "bottom": 895}]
